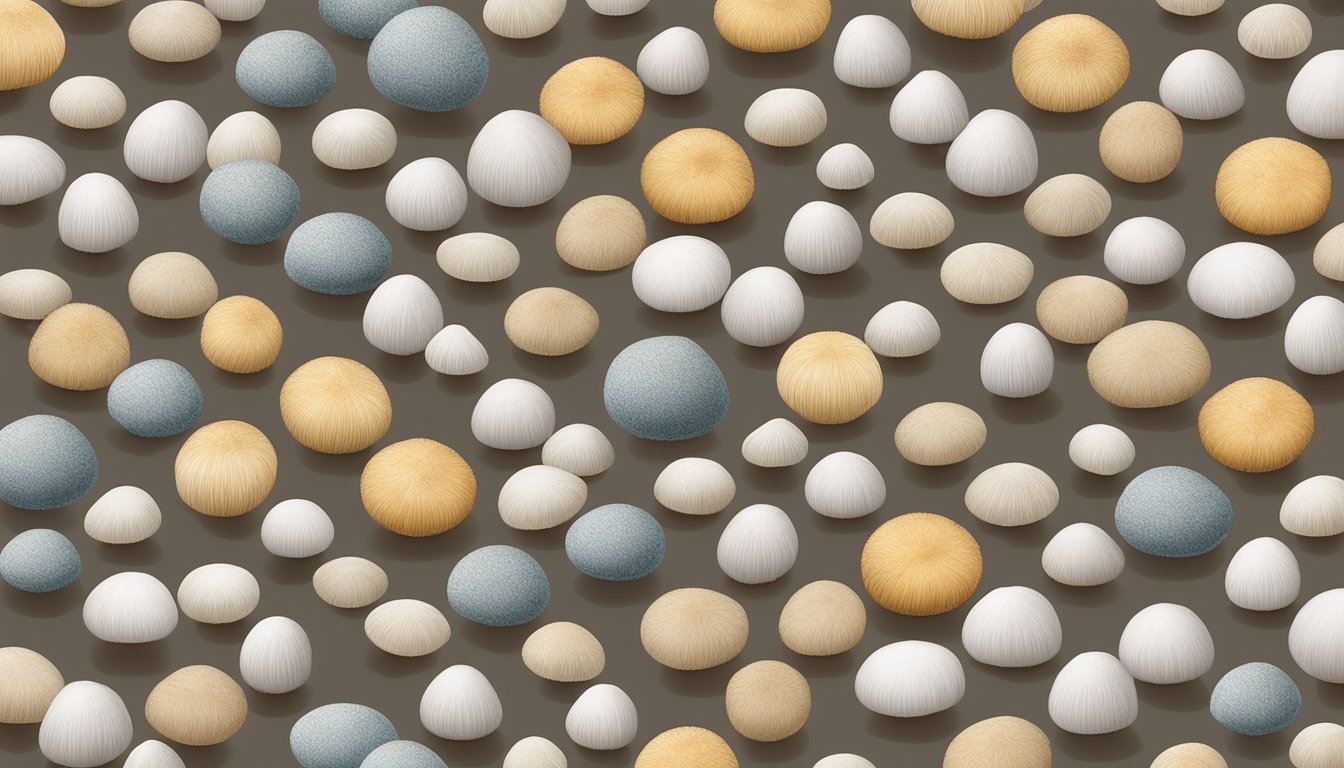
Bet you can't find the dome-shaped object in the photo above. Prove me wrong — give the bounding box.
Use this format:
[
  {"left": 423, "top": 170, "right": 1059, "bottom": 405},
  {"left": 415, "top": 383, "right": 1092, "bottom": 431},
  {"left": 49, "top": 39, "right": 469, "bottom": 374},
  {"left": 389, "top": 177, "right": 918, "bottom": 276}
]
[
  {"left": 0, "top": 269, "right": 70, "bottom": 320},
  {"left": 289, "top": 704, "right": 397, "bottom": 768},
  {"left": 176, "top": 563, "right": 259, "bottom": 624},
  {"left": 1087, "top": 321, "right": 1210, "bottom": 408},
  {"left": 0, "top": 136, "right": 64, "bottom": 206},
  {"left": 1199, "top": 377, "right": 1313, "bottom": 473},
  {"left": 362, "top": 275, "right": 443, "bottom": 355},
  {"left": 419, "top": 665, "right": 502, "bottom": 740},
  {"left": 912, "top": 0, "right": 1023, "bottom": 39},
  {"left": 1099, "top": 101, "right": 1183, "bottom": 183},
  {"left": 58, "top": 173, "right": 139, "bottom": 253},
  {"left": 206, "top": 111, "right": 281, "bottom": 170},
  {"left": 1024, "top": 174, "right": 1111, "bottom": 237},
  {"left": 1288, "top": 51, "right": 1344, "bottom": 140},
  {"left": 107, "top": 359, "right": 202, "bottom": 439},
  {"left": 1291, "top": 590, "right": 1344, "bottom": 683},
  {"left": 468, "top": 110, "right": 570, "bottom": 207},
  {"left": 1238, "top": 4, "right": 1312, "bottom": 59},
  {"left": 1042, "top": 522, "right": 1125, "bottom": 587},
  {"left": 436, "top": 232, "right": 519, "bottom": 283},
  {"left": 368, "top": 6, "right": 488, "bottom": 112},
  {"left": 637, "top": 26, "right": 710, "bottom": 96},
  {"left": 235, "top": 30, "right": 335, "bottom": 108},
  {"left": 725, "top": 661, "right": 810, "bottom": 741},
  {"left": 144, "top": 665, "right": 247, "bottom": 746},
  {"left": 1291, "top": 723, "right": 1344, "bottom": 768},
  {"left": 38, "top": 681, "right": 132, "bottom": 768},
  {"left": 805, "top": 452, "right": 884, "bottom": 519},
  {"left": 1117, "top": 603, "right": 1214, "bottom": 684},
  {"left": 776, "top": 332, "right": 882, "bottom": 425},
  {"left": 855, "top": 641, "right": 964, "bottom": 717},
  {"left": 260, "top": 499, "right": 334, "bottom": 559},
  {"left": 556, "top": 195, "right": 645, "bottom": 272},
  {"left": 361, "top": 438, "right": 476, "bottom": 536},
  {"left": 943, "top": 717, "right": 1051, "bottom": 768},
  {"left": 425, "top": 325, "right": 489, "bottom": 377},
  {"left": 318, "top": 0, "right": 416, "bottom": 38},
  {"left": 605, "top": 336, "right": 729, "bottom": 441},
  {"left": 869, "top": 193, "right": 953, "bottom": 250},
  {"left": 946, "top": 110, "right": 1037, "bottom": 197},
  {"left": 641, "top": 588, "right": 748, "bottom": 670},
  {"left": 540, "top": 57, "right": 644, "bottom": 145},
  {"left": 641, "top": 128, "right": 754, "bottom": 224},
  {"left": 84, "top": 486, "right": 161, "bottom": 545},
  {"left": 741, "top": 418, "right": 808, "bottom": 468},
  {"left": 471, "top": 378, "right": 555, "bottom": 450},
  {"left": 1281, "top": 475, "right": 1344, "bottom": 538},
  {"left": 1159, "top": 49, "right": 1244, "bottom": 120},
  {"left": 1286, "top": 296, "right": 1344, "bottom": 376},
  {"left": 816, "top": 143, "right": 874, "bottom": 190},
  {"left": 566, "top": 683, "right": 638, "bottom": 750},
  {"left": 1114, "top": 466, "right": 1233, "bottom": 557},
  {"left": 0, "top": 414, "right": 98, "bottom": 510},
  {"left": 280, "top": 357, "right": 391, "bottom": 454},
  {"left": 482, "top": 0, "right": 566, "bottom": 39},
  {"left": 633, "top": 236, "right": 731, "bottom": 312},
  {"left": 1225, "top": 537, "right": 1300, "bottom": 611},
  {"left": 174, "top": 420, "right": 276, "bottom": 517},
  {"left": 720, "top": 266, "right": 805, "bottom": 348},
  {"left": 1104, "top": 216, "right": 1185, "bottom": 285},
  {"left": 941, "top": 242, "right": 1033, "bottom": 305},
  {"left": 1211, "top": 662, "right": 1301, "bottom": 736},
  {"left": 784, "top": 201, "right": 861, "bottom": 274},
  {"left": 717, "top": 504, "right": 798, "bottom": 584},
  {"left": 0, "top": 0, "right": 64, "bottom": 92},
  {"left": 745, "top": 89, "right": 827, "bottom": 148},
  {"left": 1048, "top": 652, "right": 1137, "bottom": 735},
  {"left": 385, "top": 158, "right": 467, "bottom": 232},
  {"left": 1035, "top": 275, "right": 1127, "bottom": 345},
  {"left": 1215, "top": 138, "right": 1330, "bottom": 236},
  {"left": 313, "top": 557, "right": 386, "bottom": 609},
  {"left": 961, "top": 586, "right": 1061, "bottom": 668},
  {"left": 365, "top": 600, "right": 450, "bottom": 658},
  {"left": 199, "top": 161, "right": 300, "bottom": 245},
  {"left": 199, "top": 296, "right": 283, "bottom": 374},
  {"left": 541, "top": 423, "right": 614, "bottom": 477},
  {"left": 980, "top": 323, "right": 1053, "bottom": 398},
  {"left": 0, "top": 647, "right": 61, "bottom": 725},
  {"left": 778, "top": 580, "right": 865, "bottom": 657},
  {"left": 522, "top": 622, "right": 604, "bottom": 682},
  {"left": 128, "top": 252, "right": 218, "bottom": 320},
  {"left": 567, "top": 504, "right": 665, "bottom": 582},
  {"left": 83, "top": 572, "right": 179, "bottom": 643},
  {"left": 1068, "top": 424, "right": 1134, "bottom": 476},
  {"left": 29, "top": 303, "right": 130, "bottom": 391},
  {"left": 128, "top": 1, "right": 220, "bottom": 63},
  {"left": 861, "top": 513, "right": 981, "bottom": 615},
  {"left": 498, "top": 465, "right": 587, "bottom": 531},
  {"left": 889, "top": 70, "right": 967, "bottom": 144},
  {"left": 893, "top": 402, "right": 986, "bottom": 466},
  {"left": 636, "top": 727, "right": 737, "bottom": 768},
  {"left": 833, "top": 15, "right": 909, "bottom": 89},
  {"left": 713, "top": 0, "right": 831, "bottom": 53},
  {"left": 964, "top": 462, "right": 1057, "bottom": 527},
  {"left": 864, "top": 301, "right": 940, "bottom": 358},
  {"left": 0, "top": 529, "right": 81, "bottom": 593},
  {"left": 311, "top": 109, "right": 397, "bottom": 171},
  {"left": 655, "top": 457, "right": 735, "bottom": 516},
  {"left": 447, "top": 545, "right": 549, "bottom": 627},
  {"left": 124, "top": 100, "right": 207, "bottom": 184},
  {"left": 1012, "top": 14, "right": 1129, "bottom": 112}
]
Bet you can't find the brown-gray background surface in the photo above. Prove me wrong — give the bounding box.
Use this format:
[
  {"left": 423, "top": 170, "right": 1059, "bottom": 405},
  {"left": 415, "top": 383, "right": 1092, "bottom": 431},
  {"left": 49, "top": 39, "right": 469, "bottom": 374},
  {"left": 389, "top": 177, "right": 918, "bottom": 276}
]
[{"left": 3, "top": 0, "right": 1343, "bottom": 765}]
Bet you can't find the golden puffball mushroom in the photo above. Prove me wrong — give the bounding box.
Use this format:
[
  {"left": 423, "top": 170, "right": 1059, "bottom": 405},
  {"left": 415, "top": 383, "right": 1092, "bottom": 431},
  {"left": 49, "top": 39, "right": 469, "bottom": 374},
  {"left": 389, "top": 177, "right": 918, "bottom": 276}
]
[
  {"left": 1035, "top": 275, "right": 1128, "bottom": 344},
  {"left": 128, "top": 252, "right": 218, "bottom": 319},
  {"left": 778, "top": 580, "right": 866, "bottom": 656},
  {"left": 861, "top": 513, "right": 982, "bottom": 616},
  {"left": 200, "top": 295, "right": 283, "bottom": 374},
  {"left": 913, "top": 0, "right": 1024, "bottom": 40},
  {"left": 894, "top": 402, "right": 987, "bottom": 466},
  {"left": 280, "top": 357, "right": 392, "bottom": 454},
  {"left": 713, "top": 0, "right": 831, "bottom": 53},
  {"left": 556, "top": 195, "right": 647, "bottom": 272},
  {"left": 0, "top": 0, "right": 65, "bottom": 91},
  {"left": 1151, "top": 742, "right": 1227, "bottom": 768},
  {"left": 944, "top": 716, "right": 1052, "bottom": 768},
  {"left": 1099, "top": 101, "right": 1183, "bottom": 183},
  {"left": 1198, "top": 377, "right": 1313, "bottom": 473},
  {"left": 641, "top": 588, "right": 749, "bottom": 671},
  {"left": 144, "top": 665, "right": 247, "bottom": 746},
  {"left": 641, "top": 128, "right": 755, "bottom": 225},
  {"left": 1087, "top": 320, "right": 1211, "bottom": 408},
  {"left": 1013, "top": 14, "right": 1129, "bottom": 112},
  {"left": 636, "top": 726, "right": 738, "bottom": 768},
  {"left": 28, "top": 303, "right": 130, "bottom": 390},
  {"left": 360, "top": 438, "right": 477, "bottom": 537},
  {"left": 776, "top": 331, "right": 883, "bottom": 425},
  {"left": 1215, "top": 137, "right": 1331, "bottom": 236},
  {"left": 540, "top": 57, "right": 644, "bottom": 145},
  {"left": 504, "top": 287, "right": 599, "bottom": 356},
  {"left": 175, "top": 420, "right": 278, "bottom": 517},
  {"left": 0, "top": 647, "right": 63, "bottom": 724},
  {"left": 724, "top": 660, "right": 811, "bottom": 742}
]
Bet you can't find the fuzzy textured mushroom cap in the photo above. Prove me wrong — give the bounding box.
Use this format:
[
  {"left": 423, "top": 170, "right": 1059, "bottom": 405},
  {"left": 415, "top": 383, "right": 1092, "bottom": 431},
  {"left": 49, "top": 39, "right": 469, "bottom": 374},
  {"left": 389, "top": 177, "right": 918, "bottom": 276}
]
[
  {"left": 504, "top": 287, "right": 600, "bottom": 356},
  {"left": 1087, "top": 320, "right": 1210, "bottom": 408},
  {"left": 944, "top": 716, "right": 1052, "bottom": 768},
  {"left": 1215, "top": 137, "right": 1331, "bottom": 236},
  {"left": 0, "top": 0, "right": 65, "bottom": 91},
  {"left": 1099, "top": 101, "right": 1183, "bottom": 183},
  {"left": 641, "top": 128, "right": 755, "bottom": 225},
  {"left": 713, "top": 0, "right": 831, "bottom": 53},
  {"left": 776, "top": 331, "right": 883, "bottom": 425},
  {"left": 636, "top": 726, "right": 738, "bottom": 768},
  {"left": 1012, "top": 14, "right": 1129, "bottom": 112},
  {"left": 280, "top": 357, "right": 392, "bottom": 454},
  {"left": 360, "top": 438, "right": 477, "bottom": 536},
  {"left": 1199, "top": 377, "right": 1313, "bottom": 473},
  {"left": 28, "top": 303, "right": 130, "bottom": 391},
  {"left": 540, "top": 57, "right": 645, "bottom": 145},
  {"left": 913, "top": 0, "right": 1024, "bottom": 40},
  {"left": 861, "top": 512, "right": 983, "bottom": 616}
]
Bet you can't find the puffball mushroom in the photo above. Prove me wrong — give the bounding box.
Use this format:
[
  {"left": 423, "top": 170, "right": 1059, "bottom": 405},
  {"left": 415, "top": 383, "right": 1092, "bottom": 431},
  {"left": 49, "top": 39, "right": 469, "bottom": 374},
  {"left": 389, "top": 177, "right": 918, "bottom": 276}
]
[
  {"left": 636, "top": 727, "right": 738, "bottom": 768},
  {"left": 864, "top": 301, "right": 940, "bottom": 358},
  {"left": 124, "top": 100, "right": 208, "bottom": 183},
  {"left": 313, "top": 557, "right": 387, "bottom": 609},
  {"left": 1291, "top": 723, "right": 1344, "bottom": 768},
  {"left": 964, "top": 462, "right": 1058, "bottom": 527},
  {"left": 1159, "top": 49, "right": 1244, "bottom": 120},
  {"left": 869, "top": 192, "right": 954, "bottom": 250},
  {"left": 1216, "top": 138, "right": 1331, "bottom": 236},
  {"left": 280, "top": 357, "right": 391, "bottom": 454},
  {"left": 980, "top": 323, "right": 1054, "bottom": 398},
  {"left": 85, "top": 486, "right": 161, "bottom": 545},
  {"left": 637, "top": 26, "right": 710, "bottom": 96},
  {"left": 1023, "top": 173, "right": 1112, "bottom": 237},
  {"left": 778, "top": 580, "right": 866, "bottom": 656},
  {"left": 203, "top": 0, "right": 266, "bottom": 21},
  {"left": 604, "top": 336, "right": 730, "bottom": 441},
  {"left": 1158, "top": 0, "right": 1224, "bottom": 14},
  {"left": 641, "top": 128, "right": 754, "bottom": 224},
  {"left": 1289, "top": 51, "right": 1344, "bottom": 140},
  {"left": 566, "top": 503, "right": 665, "bottom": 582},
  {"left": 199, "top": 295, "right": 283, "bottom": 373},
  {"left": 725, "top": 661, "right": 810, "bottom": 741},
  {"left": 1087, "top": 320, "right": 1211, "bottom": 408},
  {"left": 745, "top": 88, "right": 827, "bottom": 148},
  {"left": 472, "top": 378, "right": 555, "bottom": 450},
  {"left": 1118, "top": 603, "right": 1214, "bottom": 684},
  {"left": 364, "top": 600, "right": 450, "bottom": 658},
  {"left": 1114, "top": 466, "right": 1233, "bottom": 558},
  {"left": 1068, "top": 424, "right": 1135, "bottom": 476},
  {"left": 83, "top": 571, "right": 179, "bottom": 643},
  {"left": 128, "top": 252, "right": 218, "bottom": 319},
  {"left": 128, "top": 1, "right": 221, "bottom": 63},
  {"left": 368, "top": 6, "right": 489, "bottom": 112},
  {"left": 1225, "top": 537, "right": 1300, "bottom": 611},
  {"left": 633, "top": 235, "right": 731, "bottom": 312},
  {"left": 0, "top": 136, "right": 64, "bottom": 205},
  {"left": 784, "top": 201, "right": 861, "bottom": 274},
  {"left": 889, "top": 70, "right": 968, "bottom": 144},
  {"left": 235, "top": 30, "right": 335, "bottom": 108},
  {"left": 1211, "top": 662, "right": 1302, "bottom": 736},
  {"left": 311, "top": 109, "right": 397, "bottom": 171},
  {"left": 260, "top": 499, "right": 334, "bottom": 559},
  {"left": 143, "top": 665, "right": 247, "bottom": 746},
  {"left": 776, "top": 331, "right": 882, "bottom": 425},
  {"left": 833, "top": 15, "right": 910, "bottom": 89},
  {"left": 1042, "top": 522, "right": 1125, "bottom": 586},
  {"left": 29, "top": 303, "right": 130, "bottom": 391},
  {"left": 1286, "top": 296, "right": 1344, "bottom": 375},
  {"left": 961, "top": 586, "right": 1062, "bottom": 668},
  {"left": 468, "top": 110, "right": 571, "bottom": 207},
  {"left": 1036, "top": 275, "right": 1128, "bottom": 344},
  {"left": 1239, "top": 4, "right": 1312, "bottom": 59},
  {"left": 566, "top": 684, "right": 637, "bottom": 750},
  {"left": 805, "top": 451, "right": 885, "bottom": 519},
  {"left": 420, "top": 665, "right": 503, "bottom": 740},
  {"left": 522, "top": 621, "right": 604, "bottom": 682},
  {"left": 38, "top": 681, "right": 132, "bottom": 768},
  {"left": 556, "top": 195, "right": 646, "bottom": 272},
  {"left": 1099, "top": 101, "right": 1183, "bottom": 183},
  {"left": 0, "top": 268, "right": 70, "bottom": 320},
  {"left": 655, "top": 457, "right": 735, "bottom": 516},
  {"left": 716, "top": 504, "right": 798, "bottom": 584},
  {"left": 941, "top": 242, "right": 1034, "bottom": 305},
  {"left": 503, "top": 737, "right": 567, "bottom": 768},
  {"left": 587, "top": 0, "right": 650, "bottom": 16},
  {"left": 541, "top": 423, "right": 614, "bottom": 477},
  {"left": 893, "top": 401, "right": 986, "bottom": 466},
  {"left": 289, "top": 704, "right": 397, "bottom": 768},
  {"left": 816, "top": 143, "right": 874, "bottom": 190},
  {"left": 741, "top": 417, "right": 809, "bottom": 468},
  {"left": 504, "top": 287, "right": 599, "bottom": 356},
  {"left": 1151, "top": 743, "right": 1227, "bottom": 768},
  {"left": 720, "top": 266, "right": 805, "bottom": 348},
  {"left": 944, "top": 717, "right": 1051, "bottom": 768},
  {"left": 499, "top": 465, "right": 587, "bottom": 530},
  {"left": 946, "top": 109, "right": 1038, "bottom": 197},
  {"left": 1281, "top": 475, "right": 1344, "bottom": 537},
  {"left": 360, "top": 438, "right": 477, "bottom": 536},
  {"left": 447, "top": 545, "right": 549, "bottom": 627},
  {"left": 58, "top": 173, "right": 139, "bottom": 253},
  {"left": 482, "top": 0, "right": 566, "bottom": 39},
  {"left": 1290, "top": 589, "right": 1344, "bottom": 683},
  {"left": 854, "top": 641, "right": 964, "bottom": 717},
  {"left": 0, "top": 647, "right": 63, "bottom": 724},
  {"left": 912, "top": 0, "right": 1023, "bottom": 39},
  {"left": 176, "top": 563, "right": 259, "bottom": 624},
  {"left": 0, "top": 414, "right": 98, "bottom": 510},
  {"left": 1012, "top": 14, "right": 1129, "bottom": 112},
  {"left": 385, "top": 158, "right": 467, "bottom": 232},
  {"left": 861, "top": 513, "right": 982, "bottom": 616},
  {"left": 540, "top": 57, "right": 644, "bottom": 145},
  {"left": 0, "top": 0, "right": 64, "bottom": 92},
  {"left": 174, "top": 420, "right": 277, "bottom": 517},
  {"left": 1049, "top": 652, "right": 1137, "bottom": 735},
  {"left": 641, "top": 588, "right": 748, "bottom": 670},
  {"left": 362, "top": 274, "right": 443, "bottom": 355},
  {"left": 1198, "top": 377, "right": 1313, "bottom": 473},
  {"left": 1104, "top": 216, "right": 1186, "bottom": 285},
  {"left": 713, "top": 0, "right": 831, "bottom": 53},
  {"left": 436, "top": 232, "right": 520, "bottom": 283}
]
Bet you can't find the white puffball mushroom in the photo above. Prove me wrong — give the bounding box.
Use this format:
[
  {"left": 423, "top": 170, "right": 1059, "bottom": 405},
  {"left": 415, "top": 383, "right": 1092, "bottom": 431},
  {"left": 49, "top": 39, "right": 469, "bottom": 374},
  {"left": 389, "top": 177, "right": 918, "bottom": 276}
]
[
  {"left": 204, "top": 0, "right": 267, "bottom": 21},
  {"left": 1157, "top": 0, "right": 1224, "bottom": 15},
  {"left": 49, "top": 77, "right": 127, "bottom": 131},
  {"left": 1288, "top": 51, "right": 1344, "bottom": 140},
  {"left": 312, "top": 557, "right": 387, "bottom": 609},
  {"left": 1049, "top": 652, "right": 1138, "bottom": 735},
  {"left": 1042, "top": 523, "right": 1125, "bottom": 587},
  {"left": 58, "top": 173, "right": 139, "bottom": 253},
  {"left": 854, "top": 641, "right": 965, "bottom": 717},
  {"left": 385, "top": 158, "right": 468, "bottom": 232},
  {"left": 869, "top": 193, "right": 954, "bottom": 250},
  {"left": 176, "top": 563, "right": 260, "bottom": 624},
  {"left": 816, "top": 143, "right": 874, "bottom": 190},
  {"left": 123, "top": 100, "right": 208, "bottom": 183},
  {"left": 945, "top": 109, "right": 1037, "bottom": 197},
  {"left": 720, "top": 266, "right": 805, "bottom": 347},
  {"left": 498, "top": 465, "right": 587, "bottom": 530},
  {"left": 784, "top": 201, "right": 863, "bottom": 275},
  {"left": 717, "top": 504, "right": 799, "bottom": 585},
  {"left": 980, "top": 323, "right": 1053, "bottom": 398},
  {"left": 0, "top": 268, "right": 71, "bottom": 320},
  {"left": 542, "top": 423, "right": 614, "bottom": 477},
  {"left": 889, "top": 70, "right": 968, "bottom": 145},
  {"left": 1104, "top": 216, "right": 1186, "bottom": 285},
  {"left": 1290, "top": 589, "right": 1344, "bottom": 683},
  {"left": 964, "top": 462, "right": 1058, "bottom": 527},
  {"left": 633, "top": 235, "right": 731, "bottom": 313},
  {"left": 804, "top": 452, "right": 885, "bottom": 519},
  {"left": 426, "top": 325, "right": 490, "bottom": 376},
  {"left": 960, "top": 586, "right": 1062, "bottom": 668},
  {"left": 82, "top": 486, "right": 161, "bottom": 545},
  {"left": 483, "top": 0, "right": 566, "bottom": 39},
  {"left": 741, "top": 418, "right": 809, "bottom": 468},
  {"left": 1023, "top": 174, "right": 1112, "bottom": 238},
  {"left": 260, "top": 499, "right": 334, "bottom": 559},
  {"left": 420, "top": 665, "right": 503, "bottom": 740},
  {"left": 1068, "top": 424, "right": 1135, "bottom": 476},
  {"left": 1238, "top": 4, "right": 1311, "bottom": 59},
  {"left": 239, "top": 615, "right": 312, "bottom": 694},
  {"left": 637, "top": 27, "right": 709, "bottom": 96},
  {"left": 436, "top": 232, "right": 520, "bottom": 283},
  {"left": 1226, "top": 537, "right": 1300, "bottom": 612},
  {"left": 833, "top": 15, "right": 910, "bottom": 89},
  {"left": 123, "top": 740, "right": 185, "bottom": 768},
  {"left": 364, "top": 599, "right": 450, "bottom": 657},
  {"left": 471, "top": 378, "right": 556, "bottom": 450},
  {"left": 565, "top": 684, "right": 637, "bottom": 750},
  {"left": 312, "top": 109, "right": 397, "bottom": 171},
  {"left": 503, "top": 736, "right": 567, "bottom": 768},
  {"left": 362, "top": 274, "right": 443, "bottom": 355},
  {"left": 1281, "top": 475, "right": 1344, "bottom": 538},
  {"left": 587, "top": 0, "right": 648, "bottom": 15},
  {"left": 941, "top": 243, "right": 1033, "bottom": 304},
  {"left": 1159, "top": 49, "right": 1245, "bottom": 120},
  {"left": 744, "top": 88, "right": 827, "bottom": 147},
  {"left": 654, "top": 457, "right": 736, "bottom": 516},
  {"left": 467, "top": 110, "right": 571, "bottom": 208},
  {"left": 1286, "top": 296, "right": 1344, "bottom": 376},
  {"left": 1118, "top": 603, "right": 1214, "bottom": 684},
  {"left": 83, "top": 572, "right": 179, "bottom": 643},
  {"left": 864, "top": 301, "right": 940, "bottom": 358},
  {"left": 38, "top": 681, "right": 133, "bottom": 768},
  {"left": 1187, "top": 242, "right": 1294, "bottom": 319},
  {"left": 1291, "top": 722, "right": 1344, "bottom": 768},
  {"left": 206, "top": 111, "right": 280, "bottom": 170}
]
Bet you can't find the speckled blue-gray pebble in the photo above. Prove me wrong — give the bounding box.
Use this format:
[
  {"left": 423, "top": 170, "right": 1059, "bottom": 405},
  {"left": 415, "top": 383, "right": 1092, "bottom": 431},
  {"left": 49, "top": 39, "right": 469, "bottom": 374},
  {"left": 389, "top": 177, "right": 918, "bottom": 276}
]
[
  {"left": 0, "top": 415, "right": 97, "bottom": 510},
  {"left": 367, "top": 7, "right": 489, "bottom": 112},
  {"left": 604, "top": 336, "right": 730, "bottom": 441},
  {"left": 285, "top": 213, "right": 393, "bottom": 296},
  {"left": 359, "top": 740, "right": 446, "bottom": 768},
  {"left": 200, "top": 160, "right": 302, "bottom": 245},
  {"left": 320, "top": 0, "right": 418, "bottom": 39},
  {"left": 0, "top": 529, "right": 80, "bottom": 593},
  {"left": 566, "top": 503, "right": 665, "bottom": 582},
  {"left": 446, "top": 544, "right": 549, "bottom": 627},
  {"left": 290, "top": 703, "right": 397, "bottom": 768},
  {"left": 236, "top": 30, "right": 336, "bottom": 108},
  {"left": 1211, "top": 662, "right": 1301, "bottom": 736},
  {"left": 107, "top": 360, "right": 203, "bottom": 438},
  {"left": 1114, "top": 465, "right": 1232, "bottom": 558}
]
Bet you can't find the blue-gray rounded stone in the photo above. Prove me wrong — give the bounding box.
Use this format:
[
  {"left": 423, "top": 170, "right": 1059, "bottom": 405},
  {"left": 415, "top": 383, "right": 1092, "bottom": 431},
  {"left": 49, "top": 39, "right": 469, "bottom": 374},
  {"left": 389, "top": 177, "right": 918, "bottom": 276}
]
[
  {"left": 290, "top": 704, "right": 397, "bottom": 768},
  {"left": 367, "top": 7, "right": 489, "bottom": 112},
  {"left": 0, "top": 529, "right": 81, "bottom": 593},
  {"left": 446, "top": 544, "right": 549, "bottom": 627},
  {"left": 200, "top": 160, "right": 301, "bottom": 245},
  {"left": 320, "top": 0, "right": 418, "bottom": 39},
  {"left": 1211, "top": 662, "right": 1301, "bottom": 736},
  {"left": 285, "top": 213, "right": 393, "bottom": 295},
  {"left": 565, "top": 503, "right": 665, "bottom": 582},
  {"left": 604, "top": 336, "right": 730, "bottom": 441},
  {"left": 359, "top": 740, "right": 446, "bottom": 768},
  {"left": 1114, "top": 466, "right": 1232, "bottom": 558},
  {"left": 236, "top": 30, "right": 336, "bottom": 108},
  {"left": 108, "top": 359, "right": 203, "bottom": 438},
  {"left": 0, "top": 415, "right": 97, "bottom": 510}
]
